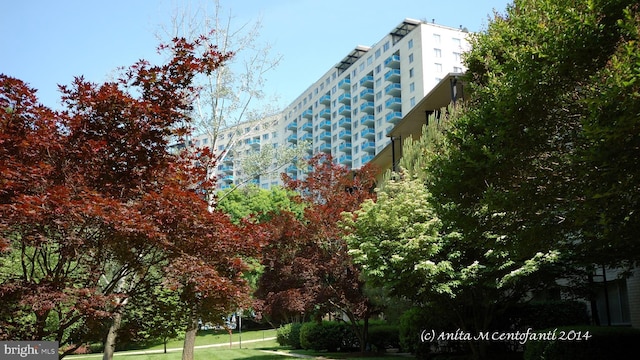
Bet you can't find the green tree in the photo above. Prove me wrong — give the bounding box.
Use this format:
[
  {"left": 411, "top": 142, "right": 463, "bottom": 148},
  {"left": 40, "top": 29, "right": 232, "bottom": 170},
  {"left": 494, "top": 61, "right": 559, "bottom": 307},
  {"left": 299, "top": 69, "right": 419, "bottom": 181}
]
[
  {"left": 572, "top": 6, "right": 640, "bottom": 267},
  {"left": 217, "top": 184, "right": 304, "bottom": 224}
]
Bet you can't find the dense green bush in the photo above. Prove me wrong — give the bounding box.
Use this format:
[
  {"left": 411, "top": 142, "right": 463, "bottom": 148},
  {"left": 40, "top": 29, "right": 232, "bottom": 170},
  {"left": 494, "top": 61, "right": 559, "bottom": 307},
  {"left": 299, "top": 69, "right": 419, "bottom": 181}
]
[
  {"left": 368, "top": 324, "right": 400, "bottom": 352},
  {"left": 299, "top": 321, "right": 352, "bottom": 352},
  {"left": 276, "top": 322, "right": 303, "bottom": 348},
  {"left": 524, "top": 325, "right": 640, "bottom": 360}
]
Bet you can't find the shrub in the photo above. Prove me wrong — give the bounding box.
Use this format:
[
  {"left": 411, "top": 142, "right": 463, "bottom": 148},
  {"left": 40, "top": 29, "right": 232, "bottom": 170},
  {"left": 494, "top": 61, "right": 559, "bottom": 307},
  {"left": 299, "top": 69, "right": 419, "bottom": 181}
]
[
  {"left": 276, "top": 323, "right": 303, "bottom": 348},
  {"left": 368, "top": 324, "right": 400, "bottom": 352},
  {"left": 299, "top": 321, "right": 351, "bottom": 352},
  {"left": 523, "top": 325, "right": 640, "bottom": 360},
  {"left": 276, "top": 323, "right": 292, "bottom": 346}
]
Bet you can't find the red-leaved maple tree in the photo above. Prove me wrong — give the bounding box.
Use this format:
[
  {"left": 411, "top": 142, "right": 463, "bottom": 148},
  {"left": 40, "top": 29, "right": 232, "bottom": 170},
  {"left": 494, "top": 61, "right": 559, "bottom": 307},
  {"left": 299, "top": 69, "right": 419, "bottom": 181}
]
[
  {"left": 0, "top": 36, "right": 262, "bottom": 360},
  {"left": 255, "top": 153, "right": 378, "bottom": 351}
]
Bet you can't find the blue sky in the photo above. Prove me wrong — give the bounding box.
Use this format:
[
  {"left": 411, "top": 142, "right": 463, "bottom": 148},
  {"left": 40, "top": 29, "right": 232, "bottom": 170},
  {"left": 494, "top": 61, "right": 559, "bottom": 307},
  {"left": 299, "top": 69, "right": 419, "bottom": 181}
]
[{"left": 1, "top": 0, "right": 512, "bottom": 110}]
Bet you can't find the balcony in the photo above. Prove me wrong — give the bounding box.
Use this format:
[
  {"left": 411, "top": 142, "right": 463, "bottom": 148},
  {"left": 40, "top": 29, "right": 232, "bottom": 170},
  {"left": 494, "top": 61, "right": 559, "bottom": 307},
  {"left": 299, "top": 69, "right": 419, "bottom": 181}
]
[
  {"left": 339, "top": 129, "right": 352, "bottom": 140},
  {"left": 360, "top": 114, "right": 375, "bottom": 126},
  {"left": 359, "top": 88, "right": 374, "bottom": 100},
  {"left": 286, "top": 164, "right": 297, "bottom": 173},
  {"left": 247, "top": 138, "right": 260, "bottom": 148},
  {"left": 286, "top": 121, "right": 298, "bottom": 131},
  {"left": 385, "top": 111, "right": 403, "bottom": 123},
  {"left": 221, "top": 175, "right": 234, "bottom": 183},
  {"left": 359, "top": 75, "right": 374, "bottom": 87},
  {"left": 219, "top": 164, "right": 233, "bottom": 174},
  {"left": 319, "top": 142, "right": 332, "bottom": 153},
  {"left": 384, "top": 54, "right": 400, "bottom": 68},
  {"left": 339, "top": 142, "right": 352, "bottom": 153},
  {"left": 361, "top": 154, "right": 374, "bottom": 163},
  {"left": 360, "top": 128, "right": 375, "bottom": 139},
  {"left": 320, "top": 93, "right": 331, "bottom": 105},
  {"left": 318, "top": 131, "right": 331, "bottom": 141},
  {"left": 338, "top": 117, "right": 351, "bottom": 129},
  {"left": 302, "top": 108, "right": 313, "bottom": 119},
  {"left": 359, "top": 101, "right": 375, "bottom": 114},
  {"left": 338, "top": 92, "right": 351, "bottom": 104},
  {"left": 384, "top": 68, "right": 401, "bottom": 82},
  {"left": 287, "top": 134, "right": 298, "bottom": 144},
  {"left": 361, "top": 141, "right": 376, "bottom": 152},
  {"left": 300, "top": 133, "right": 313, "bottom": 141},
  {"left": 338, "top": 105, "right": 351, "bottom": 116},
  {"left": 385, "top": 97, "right": 402, "bottom": 111},
  {"left": 338, "top": 77, "right": 351, "bottom": 89},
  {"left": 384, "top": 83, "right": 402, "bottom": 96},
  {"left": 319, "top": 108, "right": 331, "bottom": 119},
  {"left": 319, "top": 119, "right": 332, "bottom": 130},
  {"left": 301, "top": 122, "right": 313, "bottom": 132},
  {"left": 338, "top": 154, "right": 352, "bottom": 165}
]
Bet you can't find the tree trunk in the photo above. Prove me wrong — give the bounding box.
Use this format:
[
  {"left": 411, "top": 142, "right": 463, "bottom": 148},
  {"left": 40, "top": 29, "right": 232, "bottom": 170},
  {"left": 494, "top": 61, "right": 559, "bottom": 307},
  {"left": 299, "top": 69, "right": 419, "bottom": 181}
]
[
  {"left": 181, "top": 314, "right": 199, "bottom": 360},
  {"left": 102, "top": 298, "right": 127, "bottom": 360}
]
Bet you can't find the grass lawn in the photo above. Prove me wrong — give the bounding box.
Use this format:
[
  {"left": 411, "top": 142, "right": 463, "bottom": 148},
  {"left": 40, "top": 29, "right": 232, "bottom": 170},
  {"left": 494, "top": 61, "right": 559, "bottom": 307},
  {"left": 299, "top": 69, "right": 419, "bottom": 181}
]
[
  {"left": 144, "top": 328, "right": 278, "bottom": 351},
  {"left": 67, "top": 328, "right": 410, "bottom": 360}
]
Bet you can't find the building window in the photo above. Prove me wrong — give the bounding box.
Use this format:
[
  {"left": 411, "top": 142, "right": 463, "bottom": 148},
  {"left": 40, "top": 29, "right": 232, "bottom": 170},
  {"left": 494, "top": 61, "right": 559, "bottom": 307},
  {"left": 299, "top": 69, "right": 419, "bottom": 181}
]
[
  {"left": 454, "top": 66, "right": 463, "bottom": 73},
  {"left": 359, "top": 63, "right": 365, "bottom": 71},
  {"left": 409, "top": 68, "right": 414, "bottom": 78},
  {"left": 375, "top": 64, "right": 381, "bottom": 74},
  {"left": 375, "top": 48, "right": 381, "bottom": 59},
  {"left": 408, "top": 39, "right": 414, "bottom": 49},
  {"left": 383, "top": 41, "right": 390, "bottom": 52},
  {"left": 409, "top": 82, "right": 415, "bottom": 92},
  {"left": 410, "top": 97, "right": 416, "bottom": 107},
  {"left": 375, "top": 78, "right": 382, "bottom": 87},
  {"left": 452, "top": 37, "right": 461, "bottom": 47},
  {"left": 434, "top": 48, "right": 442, "bottom": 58},
  {"left": 375, "top": 91, "right": 382, "bottom": 101},
  {"left": 376, "top": 105, "right": 383, "bottom": 113},
  {"left": 435, "top": 63, "right": 443, "bottom": 73},
  {"left": 453, "top": 52, "right": 461, "bottom": 62},
  {"left": 409, "top": 53, "right": 414, "bottom": 63},
  {"left": 367, "top": 56, "right": 373, "bottom": 65},
  {"left": 433, "top": 33, "right": 441, "bottom": 44}
]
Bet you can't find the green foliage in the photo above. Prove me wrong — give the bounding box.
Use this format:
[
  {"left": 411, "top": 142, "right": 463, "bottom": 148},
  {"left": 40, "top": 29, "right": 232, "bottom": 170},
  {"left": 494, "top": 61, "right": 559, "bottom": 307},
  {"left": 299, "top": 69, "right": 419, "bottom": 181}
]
[
  {"left": 276, "top": 322, "right": 302, "bottom": 349},
  {"left": 523, "top": 326, "right": 640, "bottom": 360},
  {"left": 367, "top": 324, "right": 400, "bottom": 352},
  {"left": 217, "top": 184, "right": 304, "bottom": 224},
  {"left": 119, "top": 285, "right": 188, "bottom": 350},
  {"left": 343, "top": 175, "right": 448, "bottom": 300},
  {"left": 299, "top": 321, "right": 353, "bottom": 352}
]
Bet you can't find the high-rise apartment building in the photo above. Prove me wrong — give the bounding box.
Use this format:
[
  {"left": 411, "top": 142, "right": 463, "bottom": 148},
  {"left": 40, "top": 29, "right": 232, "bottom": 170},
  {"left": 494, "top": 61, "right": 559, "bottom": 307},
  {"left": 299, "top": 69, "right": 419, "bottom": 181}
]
[{"left": 188, "top": 19, "right": 470, "bottom": 189}]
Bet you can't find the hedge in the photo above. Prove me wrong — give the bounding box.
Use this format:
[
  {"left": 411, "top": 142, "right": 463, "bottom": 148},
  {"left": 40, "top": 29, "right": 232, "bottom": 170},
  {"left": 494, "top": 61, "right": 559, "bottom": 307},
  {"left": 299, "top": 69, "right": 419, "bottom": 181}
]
[{"left": 276, "top": 322, "right": 303, "bottom": 349}]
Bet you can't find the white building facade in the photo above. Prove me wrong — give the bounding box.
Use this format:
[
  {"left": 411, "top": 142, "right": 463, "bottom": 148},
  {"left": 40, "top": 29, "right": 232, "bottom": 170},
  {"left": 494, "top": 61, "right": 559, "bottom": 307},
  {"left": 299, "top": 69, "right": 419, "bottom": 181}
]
[{"left": 195, "top": 19, "right": 470, "bottom": 189}]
